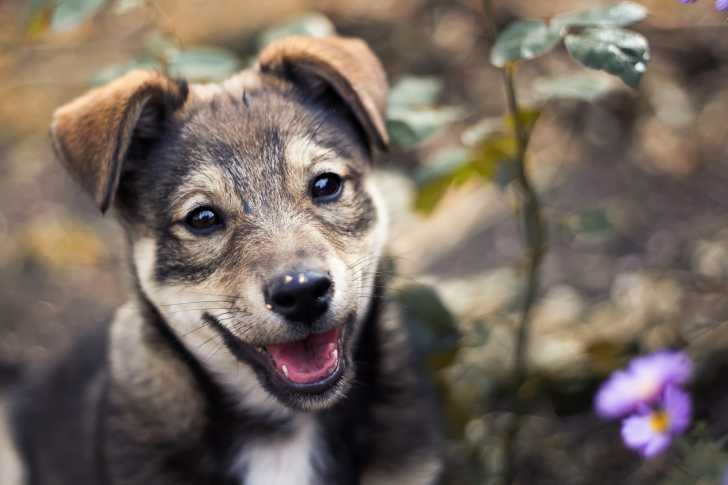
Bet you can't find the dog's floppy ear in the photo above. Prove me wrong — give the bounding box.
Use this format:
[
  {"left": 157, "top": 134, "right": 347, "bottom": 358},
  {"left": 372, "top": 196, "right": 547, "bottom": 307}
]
[
  {"left": 51, "top": 70, "right": 188, "bottom": 213},
  {"left": 258, "top": 36, "right": 389, "bottom": 153}
]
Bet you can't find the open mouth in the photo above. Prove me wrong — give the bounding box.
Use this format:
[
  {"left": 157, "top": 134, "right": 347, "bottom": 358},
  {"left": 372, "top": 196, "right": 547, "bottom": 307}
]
[
  {"left": 260, "top": 326, "right": 343, "bottom": 387},
  {"left": 202, "top": 312, "right": 347, "bottom": 396}
]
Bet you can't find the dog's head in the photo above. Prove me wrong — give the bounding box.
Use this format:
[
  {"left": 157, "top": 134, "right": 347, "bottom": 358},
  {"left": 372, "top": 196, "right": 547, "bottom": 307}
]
[{"left": 50, "top": 36, "right": 389, "bottom": 412}]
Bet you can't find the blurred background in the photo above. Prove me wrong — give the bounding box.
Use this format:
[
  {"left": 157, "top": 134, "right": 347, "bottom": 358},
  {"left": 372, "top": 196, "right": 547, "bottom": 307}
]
[{"left": 2, "top": 0, "right": 728, "bottom": 483}]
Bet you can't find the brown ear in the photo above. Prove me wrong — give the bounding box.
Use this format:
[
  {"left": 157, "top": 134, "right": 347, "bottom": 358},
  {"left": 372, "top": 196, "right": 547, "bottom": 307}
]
[
  {"left": 50, "top": 70, "right": 188, "bottom": 213},
  {"left": 258, "top": 36, "right": 389, "bottom": 153}
]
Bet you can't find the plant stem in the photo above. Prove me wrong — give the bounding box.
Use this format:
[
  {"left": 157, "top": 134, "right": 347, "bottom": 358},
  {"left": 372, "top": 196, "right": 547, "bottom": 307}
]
[
  {"left": 481, "top": 1, "right": 547, "bottom": 484},
  {"left": 502, "top": 64, "right": 545, "bottom": 391}
]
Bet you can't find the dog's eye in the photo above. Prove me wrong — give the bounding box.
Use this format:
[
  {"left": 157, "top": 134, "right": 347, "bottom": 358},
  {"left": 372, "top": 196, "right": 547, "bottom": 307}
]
[
  {"left": 184, "top": 207, "right": 223, "bottom": 235},
  {"left": 310, "top": 173, "right": 343, "bottom": 203}
]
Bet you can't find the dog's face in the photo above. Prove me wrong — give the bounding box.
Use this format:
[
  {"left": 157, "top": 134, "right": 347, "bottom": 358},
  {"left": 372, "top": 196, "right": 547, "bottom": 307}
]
[{"left": 50, "top": 37, "right": 389, "bottom": 412}]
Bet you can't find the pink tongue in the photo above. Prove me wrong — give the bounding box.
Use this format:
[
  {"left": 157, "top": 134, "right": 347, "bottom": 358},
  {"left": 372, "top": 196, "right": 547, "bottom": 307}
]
[{"left": 266, "top": 327, "right": 340, "bottom": 384}]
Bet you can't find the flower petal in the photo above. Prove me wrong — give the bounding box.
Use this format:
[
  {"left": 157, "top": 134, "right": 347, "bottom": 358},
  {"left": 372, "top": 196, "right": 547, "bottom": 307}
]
[
  {"left": 663, "top": 385, "right": 692, "bottom": 435},
  {"left": 629, "top": 350, "right": 692, "bottom": 389},
  {"left": 595, "top": 350, "right": 693, "bottom": 419},
  {"left": 596, "top": 371, "right": 639, "bottom": 418},
  {"left": 621, "top": 413, "right": 673, "bottom": 459},
  {"left": 621, "top": 414, "right": 653, "bottom": 450},
  {"left": 642, "top": 434, "right": 671, "bottom": 458}
]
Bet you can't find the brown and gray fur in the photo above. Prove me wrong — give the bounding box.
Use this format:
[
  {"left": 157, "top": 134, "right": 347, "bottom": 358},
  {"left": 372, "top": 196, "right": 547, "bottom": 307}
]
[{"left": 4, "top": 36, "right": 442, "bottom": 485}]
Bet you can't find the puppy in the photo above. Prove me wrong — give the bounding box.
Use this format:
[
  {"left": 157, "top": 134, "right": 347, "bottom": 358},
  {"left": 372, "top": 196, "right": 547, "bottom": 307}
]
[{"left": 5, "top": 36, "right": 442, "bottom": 485}]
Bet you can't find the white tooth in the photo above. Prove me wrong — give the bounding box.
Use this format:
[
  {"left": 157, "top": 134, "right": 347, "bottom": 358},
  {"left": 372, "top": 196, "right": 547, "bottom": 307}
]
[
  {"left": 332, "top": 349, "right": 338, "bottom": 361},
  {"left": 282, "top": 365, "right": 289, "bottom": 377}
]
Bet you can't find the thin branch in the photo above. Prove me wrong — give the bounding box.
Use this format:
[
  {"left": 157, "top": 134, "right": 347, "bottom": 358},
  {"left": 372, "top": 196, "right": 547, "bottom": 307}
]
[{"left": 480, "top": 1, "right": 548, "bottom": 484}]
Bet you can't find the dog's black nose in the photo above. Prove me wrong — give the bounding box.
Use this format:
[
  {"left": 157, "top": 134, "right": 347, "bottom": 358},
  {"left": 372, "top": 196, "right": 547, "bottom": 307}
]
[{"left": 264, "top": 270, "right": 332, "bottom": 322}]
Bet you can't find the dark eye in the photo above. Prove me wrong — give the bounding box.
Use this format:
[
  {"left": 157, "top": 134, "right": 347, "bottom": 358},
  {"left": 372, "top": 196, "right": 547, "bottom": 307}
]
[
  {"left": 310, "top": 173, "right": 343, "bottom": 203},
  {"left": 184, "top": 206, "right": 223, "bottom": 235}
]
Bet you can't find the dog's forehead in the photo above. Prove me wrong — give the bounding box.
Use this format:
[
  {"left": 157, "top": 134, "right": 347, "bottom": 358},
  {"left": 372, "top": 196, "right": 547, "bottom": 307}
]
[{"left": 168, "top": 74, "right": 362, "bottom": 181}]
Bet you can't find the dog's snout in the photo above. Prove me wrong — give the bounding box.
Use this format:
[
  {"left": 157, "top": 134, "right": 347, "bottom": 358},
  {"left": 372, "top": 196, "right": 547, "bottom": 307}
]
[{"left": 264, "top": 270, "right": 332, "bottom": 322}]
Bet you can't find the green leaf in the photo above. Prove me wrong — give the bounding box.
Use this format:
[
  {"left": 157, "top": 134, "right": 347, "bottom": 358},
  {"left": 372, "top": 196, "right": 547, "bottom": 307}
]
[
  {"left": 568, "top": 208, "right": 613, "bottom": 235},
  {"left": 533, "top": 73, "right": 615, "bottom": 101},
  {"left": 114, "top": 0, "right": 144, "bottom": 14},
  {"left": 387, "top": 106, "right": 463, "bottom": 148},
  {"left": 168, "top": 47, "right": 240, "bottom": 82},
  {"left": 415, "top": 148, "right": 469, "bottom": 185},
  {"left": 494, "top": 158, "right": 517, "bottom": 190},
  {"left": 414, "top": 148, "right": 470, "bottom": 215},
  {"left": 661, "top": 430, "right": 728, "bottom": 485},
  {"left": 386, "top": 120, "right": 419, "bottom": 148},
  {"left": 562, "top": 208, "right": 615, "bottom": 242},
  {"left": 468, "top": 134, "right": 516, "bottom": 181},
  {"left": 389, "top": 76, "right": 443, "bottom": 108},
  {"left": 564, "top": 27, "right": 650, "bottom": 87},
  {"left": 460, "top": 117, "right": 502, "bottom": 147},
  {"left": 395, "top": 284, "right": 460, "bottom": 369},
  {"left": 144, "top": 31, "right": 179, "bottom": 61},
  {"left": 503, "top": 108, "right": 541, "bottom": 135},
  {"left": 414, "top": 176, "right": 453, "bottom": 214},
  {"left": 413, "top": 136, "right": 516, "bottom": 214},
  {"left": 490, "top": 19, "right": 563, "bottom": 67},
  {"left": 257, "top": 13, "right": 335, "bottom": 48},
  {"left": 27, "top": 0, "right": 55, "bottom": 38},
  {"left": 387, "top": 76, "right": 456, "bottom": 148},
  {"left": 552, "top": 1, "right": 648, "bottom": 30},
  {"left": 90, "top": 57, "right": 162, "bottom": 86},
  {"left": 51, "top": 0, "right": 106, "bottom": 33}
]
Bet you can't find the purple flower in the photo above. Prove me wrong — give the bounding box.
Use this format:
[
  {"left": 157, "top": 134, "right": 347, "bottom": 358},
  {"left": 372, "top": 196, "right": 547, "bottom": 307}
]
[
  {"left": 679, "top": 0, "right": 728, "bottom": 10},
  {"left": 595, "top": 350, "right": 692, "bottom": 419},
  {"left": 723, "top": 466, "right": 728, "bottom": 485},
  {"left": 621, "top": 385, "right": 692, "bottom": 458}
]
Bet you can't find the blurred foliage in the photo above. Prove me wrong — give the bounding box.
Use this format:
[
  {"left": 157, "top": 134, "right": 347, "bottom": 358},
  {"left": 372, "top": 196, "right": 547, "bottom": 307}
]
[
  {"left": 532, "top": 73, "right": 615, "bottom": 102},
  {"left": 396, "top": 284, "right": 461, "bottom": 371},
  {"left": 413, "top": 110, "right": 543, "bottom": 214},
  {"left": 387, "top": 76, "right": 464, "bottom": 148},
  {"left": 412, "top": 0, "right": 650, "bottom": 216},
  {"left": 92, "top": 42, "right": 241, "bottom": 84},
  {"left": 565, "top": 27, "right": 650, "bottom": 88},
  {"left": 490, "top": 1, "right": 649, "bottom": 86},
  {"left": 26, "top": 0, "right": 55, "bottom": 38},
  {"left": 490, "top": 19, "right": 562, "bottom": 68},
  {"left": 28, "top": 0, "right": 110, "bottom": 35},
  {"left": 551, "top": 1, "right": 648, "bottom": 29},
  {"left": 662, "top": 426, "right": 728, "bottom": 485},
  {"left": 50, "top": 0, "right": 106, "bottom": 32},
  {"left": 563, "top": 208, "right": 615, "bottom": 237},
  {"left": 256, "top": 12, "right": 335, "bottom": 48}
]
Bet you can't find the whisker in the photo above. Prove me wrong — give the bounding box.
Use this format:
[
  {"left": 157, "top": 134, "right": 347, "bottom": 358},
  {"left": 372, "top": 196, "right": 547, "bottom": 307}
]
[
  {"left": 179, "top": 323, "right": 210, "bottom": 338},
  {"left": 164, "top": 306, "right": 240, "bottom": 314},
  {"left": 195, "top": 334, "right": 219, "bottom": 351},
  {"left": 160, "top": 300, "right": 236, "bottom": 307},
  {"left": 162, "top": 289, "right": 241, "bottom": 299}
]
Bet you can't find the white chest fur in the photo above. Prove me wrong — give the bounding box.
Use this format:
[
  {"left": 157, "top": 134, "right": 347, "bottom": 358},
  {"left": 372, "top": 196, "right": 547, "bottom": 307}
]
[{"left": 233, "top": 418, "right": 318, "bottom": 485}]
